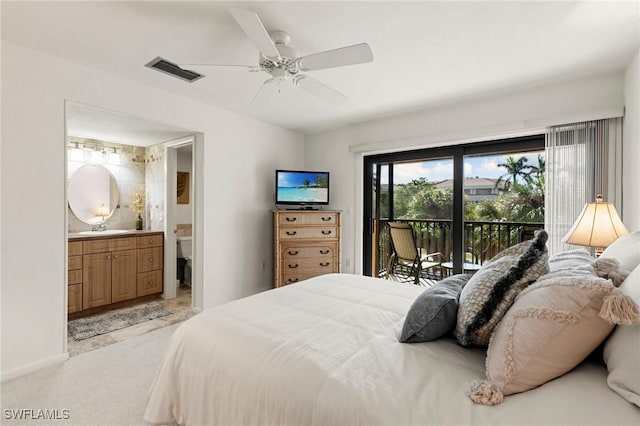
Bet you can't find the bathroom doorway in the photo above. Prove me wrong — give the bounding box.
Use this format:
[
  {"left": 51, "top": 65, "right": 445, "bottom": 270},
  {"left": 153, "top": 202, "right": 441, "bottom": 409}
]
[{"left": 64, "top": 102, "right": 203, "bottom": 356}]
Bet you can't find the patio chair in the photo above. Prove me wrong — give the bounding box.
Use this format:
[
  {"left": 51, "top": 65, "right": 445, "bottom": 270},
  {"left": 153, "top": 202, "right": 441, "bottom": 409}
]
[{"left": 386, "top": 222, "right": 442, "bottom": 285}]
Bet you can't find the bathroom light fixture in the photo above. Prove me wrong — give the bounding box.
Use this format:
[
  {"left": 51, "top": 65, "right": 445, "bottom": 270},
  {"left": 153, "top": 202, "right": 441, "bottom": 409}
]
[
  {"left": 95, "top": 203, "right": 110, "bottom": 222},
  {"left": 108, "top": 147, "right": 121, "bottom": 165},
  {"left": 69, "top": 142, "right": 85, "bottom": 162},
  {"left": 88, "top": 146, "right": 103, "bottom": 164}
]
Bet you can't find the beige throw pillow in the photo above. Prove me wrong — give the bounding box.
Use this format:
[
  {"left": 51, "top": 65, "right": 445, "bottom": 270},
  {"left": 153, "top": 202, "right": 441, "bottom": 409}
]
[{"left": 468, "top": 261, "right": 639, "bottom": 405}]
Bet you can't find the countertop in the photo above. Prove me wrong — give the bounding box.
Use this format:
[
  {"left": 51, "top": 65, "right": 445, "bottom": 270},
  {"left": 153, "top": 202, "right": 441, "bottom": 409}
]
[{"left": 68, "top": 229, "right": 164, "bottom": 241}]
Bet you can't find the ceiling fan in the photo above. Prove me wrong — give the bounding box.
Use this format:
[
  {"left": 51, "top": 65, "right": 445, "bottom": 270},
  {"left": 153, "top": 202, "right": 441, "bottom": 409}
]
[{"left": 180, "top": 8, "right": 374, "bottom": 105}]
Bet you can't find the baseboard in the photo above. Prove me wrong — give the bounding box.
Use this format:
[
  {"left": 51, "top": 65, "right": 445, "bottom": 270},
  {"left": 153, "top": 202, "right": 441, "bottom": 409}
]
[{"left": 1, "top": 353, "right": 69, "bottom": 383}]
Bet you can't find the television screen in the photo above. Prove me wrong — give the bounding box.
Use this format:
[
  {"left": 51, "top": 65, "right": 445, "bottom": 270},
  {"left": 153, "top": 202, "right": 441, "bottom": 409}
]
[{"left": 275, "top": 170, "right": 330, "bottom": 205}]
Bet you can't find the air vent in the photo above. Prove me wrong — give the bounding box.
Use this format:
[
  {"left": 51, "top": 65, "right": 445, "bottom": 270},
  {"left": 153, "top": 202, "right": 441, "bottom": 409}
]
[{"left": 145, "top": 57, "right": 204, "bottom": 83}]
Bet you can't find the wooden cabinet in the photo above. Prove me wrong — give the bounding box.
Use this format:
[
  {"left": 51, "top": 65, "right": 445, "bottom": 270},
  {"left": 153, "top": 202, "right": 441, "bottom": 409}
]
[
  {"left": 273, "top": 210, "right": 341, "bottom": 287},
  {"left": 67, "top": 241, "right": 84, "bottom": 314},
  {"left": 137, "top": 235, "right": 163, "bottom": 296},
  {"left": 83, "top": 237, "right": 138, "bottom": 309},
  {"left": 68, "top": 232, "right": 164, "bottom": 315}
]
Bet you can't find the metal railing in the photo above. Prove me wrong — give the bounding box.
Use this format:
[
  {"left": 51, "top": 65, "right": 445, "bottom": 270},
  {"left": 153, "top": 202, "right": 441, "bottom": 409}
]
[{"left": 377, "top": 219, "right": 544, "bottom": 278}]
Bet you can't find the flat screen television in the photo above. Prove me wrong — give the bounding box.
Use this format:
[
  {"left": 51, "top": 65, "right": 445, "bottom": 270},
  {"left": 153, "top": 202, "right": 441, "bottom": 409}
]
[{"left": 275, "top": 169, "right": 330, "bottom": 207}]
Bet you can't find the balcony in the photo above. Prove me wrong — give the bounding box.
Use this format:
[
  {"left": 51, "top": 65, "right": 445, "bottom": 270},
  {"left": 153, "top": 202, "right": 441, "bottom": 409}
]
[{"left": 376, "top": 219, "right": 544, "bottom": 283}]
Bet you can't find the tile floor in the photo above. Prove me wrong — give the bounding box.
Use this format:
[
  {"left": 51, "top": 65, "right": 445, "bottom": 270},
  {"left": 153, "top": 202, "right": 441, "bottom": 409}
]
[{"left": 67, "top": 287, "right": 194, "bottom": 357}]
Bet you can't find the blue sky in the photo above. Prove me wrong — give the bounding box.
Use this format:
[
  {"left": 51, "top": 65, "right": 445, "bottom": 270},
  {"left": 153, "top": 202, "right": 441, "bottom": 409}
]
[
  {"left": 278, "top": 171, "right": 329, "bottom": 187},
  {"left": 381, "top": 151, "right": 543, "bottom": 185}
]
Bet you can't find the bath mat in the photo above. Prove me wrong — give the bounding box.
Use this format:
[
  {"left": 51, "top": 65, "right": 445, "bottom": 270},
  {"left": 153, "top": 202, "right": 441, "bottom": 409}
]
[{"left": 68, "top": 302, "right": 171, "bottom": 341}]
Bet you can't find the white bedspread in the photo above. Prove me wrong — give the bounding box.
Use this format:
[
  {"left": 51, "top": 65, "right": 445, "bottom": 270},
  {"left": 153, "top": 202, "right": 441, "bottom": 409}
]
[{"left": 145, "top": 273, "right": 639, "bottom": 425}]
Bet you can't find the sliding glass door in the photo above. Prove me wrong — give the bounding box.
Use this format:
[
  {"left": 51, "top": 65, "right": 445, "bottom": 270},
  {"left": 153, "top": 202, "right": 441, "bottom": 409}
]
[{"left": 363, "top": 135, "right": 545, "bottom": 279}]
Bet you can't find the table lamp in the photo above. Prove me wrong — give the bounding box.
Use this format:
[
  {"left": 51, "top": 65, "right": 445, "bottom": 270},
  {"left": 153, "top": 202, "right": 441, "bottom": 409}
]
[
  {"left": 562, "top": 195, "right": 628, "bottom": 256},
  {"left": 96, "top": 203, "right": 110, "bottom": 223}
]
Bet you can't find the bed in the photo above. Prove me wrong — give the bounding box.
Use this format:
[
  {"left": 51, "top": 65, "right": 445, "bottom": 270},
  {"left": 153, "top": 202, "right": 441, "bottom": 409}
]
[{"left": 144, "top": 273, "right": 640, "bottom": 426}]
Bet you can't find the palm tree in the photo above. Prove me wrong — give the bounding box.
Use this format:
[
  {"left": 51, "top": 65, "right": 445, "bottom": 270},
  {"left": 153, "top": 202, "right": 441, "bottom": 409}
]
[
  {"left": 495, "top": 156, "right": 529, "bottom": 191},
  {"left": 524, "top": 154, "right": 545, "bottom": 184}
]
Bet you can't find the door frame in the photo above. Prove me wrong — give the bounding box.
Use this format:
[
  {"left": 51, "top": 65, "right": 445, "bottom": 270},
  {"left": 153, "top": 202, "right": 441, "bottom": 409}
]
[{"left": 163, "top": 135, "right": 203, "bottom": 312}]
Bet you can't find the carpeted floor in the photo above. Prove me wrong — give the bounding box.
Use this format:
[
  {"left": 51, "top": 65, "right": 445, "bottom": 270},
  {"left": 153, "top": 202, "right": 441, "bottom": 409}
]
[{"left": 1, "top": 324, "right": 179, "bottom": 425}]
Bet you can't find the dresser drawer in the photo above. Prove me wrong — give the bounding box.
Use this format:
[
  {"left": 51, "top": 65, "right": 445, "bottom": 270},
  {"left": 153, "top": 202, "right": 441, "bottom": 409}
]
[
  {"left": 281, "top": 266, "right": 336, "bottom": 286},
  {"left": 84, "top": 237, "right": 137, "bottom": 254},
  {"left": 138, "top": 247, "right": 163, "bottom": 273},
  {"left": 69, "top": 241, "right": 83, "bottom": 256},
  {"left": 278, "top": 212, "right": 339, "bottom": 226},
  {"left": 282, "top": 244, "right": 336, "bottom": 260},
  {"left": 68, "top": 255, "right": 83, "bottom": 271},
  {"left": 279, "top": 226, "right": 338, "bottom": 240},
  {"left": 137, "top": 234, "right": 163, "bottom": 249},
  {"left": 282, "top": 257, "right": 336, "bottom": 272},
  {"left": 137, "top": 270, "right": 163, "bottom": 296},
  {"left": 68, "top": 269, "right": 83, "bottom": 285}
]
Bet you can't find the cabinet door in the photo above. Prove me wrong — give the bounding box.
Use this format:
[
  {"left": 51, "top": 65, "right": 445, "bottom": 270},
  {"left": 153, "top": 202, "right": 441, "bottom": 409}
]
[
  {"left": 83, "top": 253, "right": 112, "bottom": 309},
  {"left": 111, "top": 249, "right": 138, "bottom": 303}
]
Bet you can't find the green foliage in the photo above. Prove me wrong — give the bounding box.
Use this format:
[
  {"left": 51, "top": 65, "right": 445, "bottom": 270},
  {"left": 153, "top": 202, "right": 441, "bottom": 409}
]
[
  {"left": 314, "top": 175, "right": 328, "bottom": 188},
  {"left": 393, "top": 178, "right": 453, "bottom": 220},
  {"left": 388, "top": 155, "right": 545, "bottom": 223}
]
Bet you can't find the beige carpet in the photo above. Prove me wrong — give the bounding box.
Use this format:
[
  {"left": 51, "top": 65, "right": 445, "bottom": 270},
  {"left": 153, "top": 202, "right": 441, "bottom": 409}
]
[{"left": 1, "top": 324, "right": 179, "bottom": 425}]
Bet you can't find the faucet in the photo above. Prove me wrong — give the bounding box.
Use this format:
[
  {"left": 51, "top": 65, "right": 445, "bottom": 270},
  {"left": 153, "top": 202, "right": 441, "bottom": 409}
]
[{"left": 91, "top": 223, "right": 107, "bottom": 232}]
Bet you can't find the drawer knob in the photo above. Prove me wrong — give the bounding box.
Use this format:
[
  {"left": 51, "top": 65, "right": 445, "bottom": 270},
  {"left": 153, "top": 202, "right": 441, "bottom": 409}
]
[
  {"left": 288, "top": 263, "right": 299, "bottom": 269},
  {"left": 286, "top": 231, "right": 297, "bottom": 236},
  {"left": 114, "top": 254, "right": 119, "bottom": 259},
  {"left": 148, "top": 257, "right": 153, "bottom": 262},
  {"left": 148, "top": 239, "right": 153, "bottom": 244},
  {"left": 320, "top": 262, "right": 330, "bottom": 267},
  {"left": 321, "top": 230, "right": 332, "bottom": 235},
  {"left": 287, "top": 278, "right": 299, "bottom": 283},
  {"left": 288, "top": 250, "right": 299, "bottom": 255},
  {"left": 321, "top": 217, "right": 332, "bottom": 221},
  {"left": 106, "top": 255, "right": 111, "bottom": 259},
  {"left": 319, "top": 249, "right": 330, "bottom": 255},
  {"left": 285, "top": 217, "right": 297, "bottom": 222}
]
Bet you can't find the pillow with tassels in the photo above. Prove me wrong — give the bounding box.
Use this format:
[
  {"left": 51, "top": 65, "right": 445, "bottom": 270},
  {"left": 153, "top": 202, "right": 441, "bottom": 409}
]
[{"left": 468, "top": 258, "right": 639, "bottom": 405}]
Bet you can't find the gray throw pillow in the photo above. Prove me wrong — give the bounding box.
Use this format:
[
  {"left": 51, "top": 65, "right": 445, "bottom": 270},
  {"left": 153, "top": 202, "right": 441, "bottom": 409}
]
[
  {"left": 399, "top": 274, "right": 472, "bottom": 343},
  {"left": 455, "top": 230, "right": 549, "bottom": 347}
]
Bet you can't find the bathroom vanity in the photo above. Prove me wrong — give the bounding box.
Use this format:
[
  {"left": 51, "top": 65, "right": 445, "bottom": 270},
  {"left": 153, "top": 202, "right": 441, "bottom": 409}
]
[{"left": 67, "top": 230, "right": 164, "bottom": 316}]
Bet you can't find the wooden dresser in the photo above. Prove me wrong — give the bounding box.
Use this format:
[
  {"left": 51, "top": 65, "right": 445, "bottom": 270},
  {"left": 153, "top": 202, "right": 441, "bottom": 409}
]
[
  {"left": 67, "top": 231, "right": 164, "bottom": 316},
  {"left": 273, "top": 210, "right": 341, "bottom": 287}
]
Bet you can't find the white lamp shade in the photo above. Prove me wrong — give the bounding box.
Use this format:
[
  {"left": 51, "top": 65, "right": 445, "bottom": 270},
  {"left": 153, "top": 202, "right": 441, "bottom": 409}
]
[{"left": 563, "top": 197, "right": 628, "bottom": 248}]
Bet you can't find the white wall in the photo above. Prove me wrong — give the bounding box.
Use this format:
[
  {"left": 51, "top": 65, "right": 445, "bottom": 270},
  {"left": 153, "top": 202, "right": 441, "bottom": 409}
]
[
  {"left": 0, "top": 41, "right": 304, "bottom": 379},
  {"left": 305, "top": 72, "right": 629, "bottom": 275},
  {"left": 623, "top": 49, "right": 640, "bottom": 232}
]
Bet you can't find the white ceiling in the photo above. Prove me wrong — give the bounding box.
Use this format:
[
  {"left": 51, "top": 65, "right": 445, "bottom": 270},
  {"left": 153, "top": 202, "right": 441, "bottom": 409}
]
[{"left": 3, "top": 1, "right": 639, "bottom": 142}]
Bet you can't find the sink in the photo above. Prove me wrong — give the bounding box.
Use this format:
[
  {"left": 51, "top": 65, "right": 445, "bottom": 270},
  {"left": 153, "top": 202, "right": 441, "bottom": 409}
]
[{"left": 78, "top": 230, "right": 128, "bottom": 236}]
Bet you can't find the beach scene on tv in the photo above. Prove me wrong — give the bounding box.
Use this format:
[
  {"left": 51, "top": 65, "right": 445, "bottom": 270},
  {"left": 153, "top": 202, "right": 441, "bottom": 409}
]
[{"left": 277, "top": 172, "right": 329, "bottom": 203}]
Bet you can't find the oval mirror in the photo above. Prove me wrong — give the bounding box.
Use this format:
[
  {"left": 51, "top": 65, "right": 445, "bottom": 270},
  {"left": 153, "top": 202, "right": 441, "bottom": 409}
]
[{"left": 68, "top": 164, "right": 119, "bottom": 225}]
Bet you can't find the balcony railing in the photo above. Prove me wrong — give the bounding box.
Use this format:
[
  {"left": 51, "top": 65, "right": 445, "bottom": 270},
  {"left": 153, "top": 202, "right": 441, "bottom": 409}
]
[{"left": 376, "top": 219, "right": 544, "bottom": 279}]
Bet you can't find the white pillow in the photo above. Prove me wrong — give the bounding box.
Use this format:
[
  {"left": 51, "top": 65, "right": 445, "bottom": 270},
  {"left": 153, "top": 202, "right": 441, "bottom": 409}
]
[
  {"left": 603, "top": 264, "right": 640, "bottom": 407},
  {"left": 548, "top": 249, "right": 594, "bottom": 273},
  {"left": 601, "top": 231, "right": 640, "bottom": 272}
]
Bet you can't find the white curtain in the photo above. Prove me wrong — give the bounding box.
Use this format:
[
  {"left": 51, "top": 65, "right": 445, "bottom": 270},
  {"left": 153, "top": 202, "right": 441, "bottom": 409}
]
[{"left": 545, "top": 117, "right": 623, "bottom": 256}]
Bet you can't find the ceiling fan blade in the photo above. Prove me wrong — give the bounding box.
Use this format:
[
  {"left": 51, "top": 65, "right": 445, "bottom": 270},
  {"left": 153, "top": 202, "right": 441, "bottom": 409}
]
[
  {"left": 229, "top": 8, "right": 281, "bottom": 60},
  {"left": 178, "top": 63, "right": 262, "bottom": 72},
  {"left": 294, "top": 75, "right": 347, "bottom": 105},
  {"left": 297, "top": 42, "right": 373, "bottom": 71}
]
